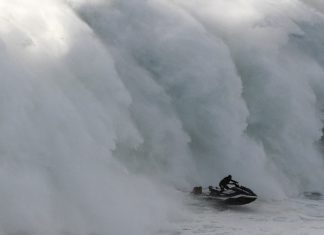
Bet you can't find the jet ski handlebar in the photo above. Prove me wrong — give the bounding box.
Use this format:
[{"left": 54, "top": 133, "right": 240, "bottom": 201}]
[{"left": 229, "top": 182, "right": 240, "bottom": 187}]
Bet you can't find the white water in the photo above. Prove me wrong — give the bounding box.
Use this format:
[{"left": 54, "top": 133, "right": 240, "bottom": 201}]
[
  {"left": 170, "top": 194, "right": 324, "bottom": 235},
  {"left": 0, "top": 0, "right": 324, "bottom": 234}
]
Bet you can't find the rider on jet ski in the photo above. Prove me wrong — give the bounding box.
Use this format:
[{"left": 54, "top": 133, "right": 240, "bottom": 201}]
[{"left": 219, "top": 175, "right": 238, "bottom": 192}]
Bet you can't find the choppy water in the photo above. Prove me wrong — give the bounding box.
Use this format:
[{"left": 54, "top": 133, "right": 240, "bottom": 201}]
[{"left": 167, "top": 194, "right": 324, "bottom": 235}]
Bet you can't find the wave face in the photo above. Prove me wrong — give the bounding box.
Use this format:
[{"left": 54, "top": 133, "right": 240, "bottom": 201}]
[{"left": 1, "top": 0, "right": 324, "bottom": 234}]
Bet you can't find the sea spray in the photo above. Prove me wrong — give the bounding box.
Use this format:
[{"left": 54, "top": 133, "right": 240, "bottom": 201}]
[{"left": 0, "top": 0, "right": 324, "bottom": 234}]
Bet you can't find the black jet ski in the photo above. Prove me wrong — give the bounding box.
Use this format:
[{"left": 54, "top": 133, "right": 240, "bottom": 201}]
[{"left": 192, "top": 183, "right": 257, "bottom": 205}]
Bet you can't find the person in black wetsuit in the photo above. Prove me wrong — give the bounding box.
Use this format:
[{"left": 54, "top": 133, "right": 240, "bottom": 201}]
[{"left": 219, "top": 175, "right": 238, "bottom": 192}]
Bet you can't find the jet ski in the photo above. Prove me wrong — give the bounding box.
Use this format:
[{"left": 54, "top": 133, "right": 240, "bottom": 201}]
[{"left": 192, "top": 183, "right": 257, "bottom": 205}]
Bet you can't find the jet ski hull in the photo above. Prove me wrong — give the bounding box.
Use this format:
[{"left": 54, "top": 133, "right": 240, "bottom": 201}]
[
  {"left": 194, "top": 193, "right": 257, "bottom": 205},
  {"left": 192, "top": 185, "right": 257, "bottom": 205},
  {"left": 223, "top": 196, "right": 257, "bottom": 205}
]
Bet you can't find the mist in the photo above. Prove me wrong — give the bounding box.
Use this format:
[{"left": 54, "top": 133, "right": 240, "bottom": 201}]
[{"left": 0, "top": 0, "right": 324, "bottom": 234}]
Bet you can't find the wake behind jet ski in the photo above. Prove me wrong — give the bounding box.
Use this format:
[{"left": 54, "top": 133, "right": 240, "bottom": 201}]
[{"left": 192, "top": 176, "right": 257, "bottom": 205}]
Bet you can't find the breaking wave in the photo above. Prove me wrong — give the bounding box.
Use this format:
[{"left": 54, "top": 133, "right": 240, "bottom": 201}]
[{"left": 1, "top": 0, "right": 324, "bottom": 234}]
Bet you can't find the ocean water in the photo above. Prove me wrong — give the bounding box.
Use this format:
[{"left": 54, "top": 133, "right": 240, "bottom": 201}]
[
  {"left": 0, "top": 0, "right": 324, "bottom": 234},
  {"left": 167, "top": 194, "right": 324, "bottom": 235}
]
